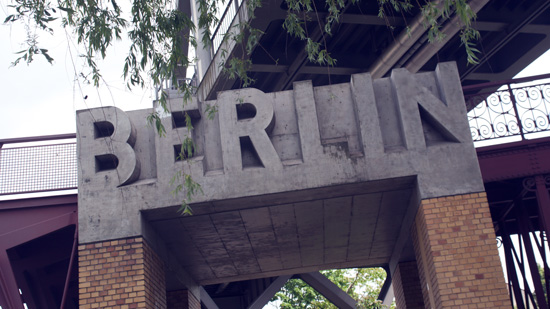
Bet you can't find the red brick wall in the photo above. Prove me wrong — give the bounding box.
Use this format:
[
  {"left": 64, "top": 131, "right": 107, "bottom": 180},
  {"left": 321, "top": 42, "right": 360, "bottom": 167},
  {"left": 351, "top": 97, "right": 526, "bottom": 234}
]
[
  {"left": 166, "top": 289, "right": 200, "bottom": 309},
  {"left": 393, "top": 261, "right": 425, "bottom": 309},
  {"left": 78, "top": 237, "right": 166, "bottom": 308},
  {"left": 412, "top": 192, "right": 509, "bottom": 308}
]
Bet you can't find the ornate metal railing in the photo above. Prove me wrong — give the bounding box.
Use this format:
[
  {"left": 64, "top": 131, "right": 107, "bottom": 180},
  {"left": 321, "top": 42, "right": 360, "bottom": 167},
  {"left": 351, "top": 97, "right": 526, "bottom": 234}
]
[
  {"left": 0, "top": 134, "right": 77, "bottom": 196},
  {"left": 464, "top": 74, "right": 550, "bottom": 144}
]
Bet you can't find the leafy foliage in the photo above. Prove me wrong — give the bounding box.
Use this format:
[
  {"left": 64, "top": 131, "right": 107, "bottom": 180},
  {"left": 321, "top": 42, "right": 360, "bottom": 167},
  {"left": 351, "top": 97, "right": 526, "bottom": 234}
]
[
  {"left": 272, "top": 268, "right": 395, "bottom": 308},
  {"left": 4, "top": 0, "right": 481, "bottom": 91},
  {"left": 537, "top": 263, "right": 549, "bottom": 307}
]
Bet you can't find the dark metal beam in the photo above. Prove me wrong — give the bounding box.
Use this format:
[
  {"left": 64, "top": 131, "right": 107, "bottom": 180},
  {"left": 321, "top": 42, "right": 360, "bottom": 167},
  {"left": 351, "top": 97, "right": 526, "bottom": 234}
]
[
  {"left": 250, "top": 64, "right": 288, "bottom": 73},
  {"left": 273, "top": 24, "right": 324, "bottom": 91},
  {"left": 460, "top": 0, "right": 550, "bottom": 80},
  {"left": 0, "top": 194, "right": 77, "bottom": 210},
  {"left": 517, "top": 200, "right": 549, "bottom": 309},
  {"left": 247, "top": 275, "right": 291, "bottom": 309},
  {"left": 297, "top": 12, "right": 406, "bottom": 26},
  {"left": 403, "top": 0, "right": 490, "bottom": 73},
  {"left": 298, "top": 272, "right": 356, "bottom": 309},
  {"left": 536, "top": 175, "right": 550, "bottom": 247},
  {"left": 500, "top": 224, "right": 525, "bottom": 309},
  {"left": 300, "top": 66, "right": 361, "bottom": 75},
  {"left": 0, "top": 251, "right": 24, "bottom": 309},
  {"left": 272, "top": 1, "right": 352, "bottom": 91},
  {"left": 463, "top": 73, "right": 550, "bottom": 92},
  {"left": 250, "top": 64, "right": 361, "bottom": 75},
  {"left": 200, "top": 286, "right": 220, "bottom": 309},
  {"left": 0, "top": 211, "right": 76, "bottom": 249},
  {"left": 0, "top": 203, "right": 77, "bottom": 309},
  {"left": 15, "top": 266, "right": 39, "bottom": 309},
  {"left": 0, "top": 133, "right": 76, "bottom": 145},
  {"left": 476, "top": 137, "right": 550, "bottom": 183},
  {"left": 339, "top": 14, "right": 405, "bottom": 26},
  {"left": 60, "top": 228, "right": 78, "bottom": 309}
]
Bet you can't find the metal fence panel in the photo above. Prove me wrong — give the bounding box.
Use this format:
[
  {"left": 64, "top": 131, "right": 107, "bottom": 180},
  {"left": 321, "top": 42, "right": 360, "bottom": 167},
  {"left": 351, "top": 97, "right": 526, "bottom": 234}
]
[
  {"left": 466, "top": 75, "right": 550, "bottom": 144},
  {"left": 0, "top": 142, "right": 77, "bottom": 195}
]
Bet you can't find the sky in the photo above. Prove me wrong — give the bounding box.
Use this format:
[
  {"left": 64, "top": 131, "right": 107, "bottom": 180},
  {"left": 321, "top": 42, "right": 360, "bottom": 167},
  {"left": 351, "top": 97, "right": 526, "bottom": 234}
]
[
  {"left": 0, "top": 4, "right": 550, "bottom": 140},
  {"left": 0, "top": 4, "right": 155, "bottom": 140}
]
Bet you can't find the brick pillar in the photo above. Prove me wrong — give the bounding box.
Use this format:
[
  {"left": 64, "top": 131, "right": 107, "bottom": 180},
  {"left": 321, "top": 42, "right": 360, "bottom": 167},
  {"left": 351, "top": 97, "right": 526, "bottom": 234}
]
[
  {"left": 78, "top": 237, "right": 166, "bottom": 308},
  {"left": 393, "top": 261, "right": 425, "bottom": 309},
  {"left": 412, "top": 192, "right": 509, "bottom": 308},
  {"left": 167, "top": 289, "right": 200, "bottom": 309}
]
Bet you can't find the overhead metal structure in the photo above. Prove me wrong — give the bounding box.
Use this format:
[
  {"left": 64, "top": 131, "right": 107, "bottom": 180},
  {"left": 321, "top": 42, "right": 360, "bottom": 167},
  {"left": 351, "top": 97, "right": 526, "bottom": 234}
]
[{"left": 195, "top": 0, "right": 550, "bottom": 100}]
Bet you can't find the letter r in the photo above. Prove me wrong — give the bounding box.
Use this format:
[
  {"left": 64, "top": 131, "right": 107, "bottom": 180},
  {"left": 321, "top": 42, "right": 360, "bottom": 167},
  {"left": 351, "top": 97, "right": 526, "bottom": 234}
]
[{"left": 218, "top": 88, "right": 282, "bottom": 173}]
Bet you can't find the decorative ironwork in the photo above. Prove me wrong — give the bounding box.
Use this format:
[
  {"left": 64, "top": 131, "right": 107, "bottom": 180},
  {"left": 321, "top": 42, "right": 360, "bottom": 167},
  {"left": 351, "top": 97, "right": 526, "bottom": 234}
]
[
  {"left": 465, "top": 74, "right": 550, "bottom": 143},
  {"left": 0, "top": 135, "right": 77, "bottom": 195}
]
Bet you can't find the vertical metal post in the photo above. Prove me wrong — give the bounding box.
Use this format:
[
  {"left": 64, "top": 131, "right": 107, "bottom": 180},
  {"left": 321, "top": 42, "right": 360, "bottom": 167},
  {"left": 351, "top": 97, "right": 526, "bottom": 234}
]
[
  {"left": 543, "top": 231, "right": 550, "bottom": 307},
  {"left": 501, "top": 223, "right": 526, "bottom": 309},
  {"left": 508, "top": 83, "right": 525, "bottom": 140},
  {"left": 60, "top": 227, "right": 78, "bottom": 309},
  {"left": 518, "top": 230, "right": 531, "bottom": 309},
  {"left": 0, "top": 143, "right": 3, "bottom": 181},
  {"left": 0, "top": 252, "right": 24, "bottom": 309},
  {"left": 536, "top": 175, "right": 550, "bottom": 245},
  {"left": 518, "top": 201, "right": 549, "bottom": 309},
  {"left": 536, "top": 174, "right": 550, "bottom": 307}
]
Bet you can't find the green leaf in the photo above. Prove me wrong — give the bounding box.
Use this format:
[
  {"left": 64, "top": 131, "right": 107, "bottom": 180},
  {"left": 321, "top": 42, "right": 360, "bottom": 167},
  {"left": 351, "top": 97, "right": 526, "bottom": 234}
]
[{"left": 3, "top": 15, "right": 15, "bottom": 23}]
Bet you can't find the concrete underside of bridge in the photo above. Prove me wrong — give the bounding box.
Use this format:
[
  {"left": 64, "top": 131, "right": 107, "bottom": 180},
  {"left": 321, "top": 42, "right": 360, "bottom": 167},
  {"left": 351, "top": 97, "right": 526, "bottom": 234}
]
[
  {"left": 144, "top": 177, "right": 416, "bottom": 286},
  {"left": 73, "top": 63, "right": 513, "bottom": 308}
]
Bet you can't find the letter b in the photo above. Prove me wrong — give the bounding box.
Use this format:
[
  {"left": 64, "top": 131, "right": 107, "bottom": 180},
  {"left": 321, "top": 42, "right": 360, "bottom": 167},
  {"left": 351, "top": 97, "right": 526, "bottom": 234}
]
[{"left": 77, "top": 107, "right": 140, "bottom": 187}]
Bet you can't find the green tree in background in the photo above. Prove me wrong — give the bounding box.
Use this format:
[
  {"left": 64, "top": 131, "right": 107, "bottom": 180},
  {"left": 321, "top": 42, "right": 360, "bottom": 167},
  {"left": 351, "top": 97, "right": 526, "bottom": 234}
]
[
  {"left": 272, "top": 268, "right": 395, "bottom": 309},
  {"left": 539, "top": 263, "right": 548, "bottom": 305}
]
